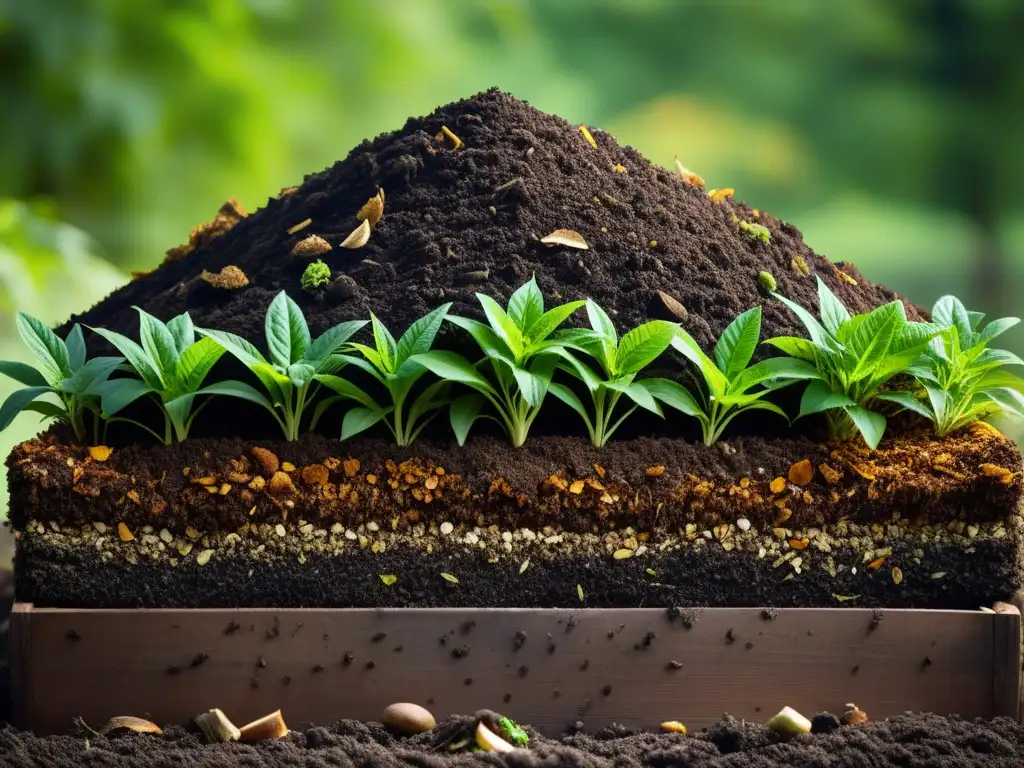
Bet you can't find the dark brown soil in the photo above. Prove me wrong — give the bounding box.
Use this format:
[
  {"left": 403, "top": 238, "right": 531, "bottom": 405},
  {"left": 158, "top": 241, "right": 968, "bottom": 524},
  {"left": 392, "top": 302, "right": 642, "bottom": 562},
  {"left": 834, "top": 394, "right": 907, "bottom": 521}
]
[
  {"left": 59, "top": 88, "right": 924, "bottom": 373},
  {"left": 9, "top": 424, "right": 1020, "bottom": 533},
  {"left": 16, "top": 534, "right": 1016, "bottom": 609},
  {"left": 1, "top": 713, "right": 1023, "bottom": 767}
]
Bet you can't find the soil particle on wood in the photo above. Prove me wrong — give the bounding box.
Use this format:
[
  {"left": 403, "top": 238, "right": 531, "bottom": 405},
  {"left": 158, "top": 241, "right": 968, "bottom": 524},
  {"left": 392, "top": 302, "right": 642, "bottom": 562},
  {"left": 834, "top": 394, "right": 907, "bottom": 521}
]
[
  {"left": 1, "top": 713, "right": 1016, "bottom": 767},
  {"left": 60, "top": 88, "right": 923, "bottom": 382}
]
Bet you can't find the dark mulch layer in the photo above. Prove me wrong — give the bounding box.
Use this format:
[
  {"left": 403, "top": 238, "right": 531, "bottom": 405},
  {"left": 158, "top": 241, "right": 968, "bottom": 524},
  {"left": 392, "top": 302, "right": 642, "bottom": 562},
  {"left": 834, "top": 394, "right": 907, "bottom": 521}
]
[
  {"left": 9, "top": 426, "right": 1021, "bottom": 533},
  {"left": 16, "top": 535, "right": 1016, "bottom": 609},
  {"left": 60, "top": 89, "right": 924, "bottom": 366},
  {"left": 1, "top": 713, "right": 1023, "bottom": 767}
]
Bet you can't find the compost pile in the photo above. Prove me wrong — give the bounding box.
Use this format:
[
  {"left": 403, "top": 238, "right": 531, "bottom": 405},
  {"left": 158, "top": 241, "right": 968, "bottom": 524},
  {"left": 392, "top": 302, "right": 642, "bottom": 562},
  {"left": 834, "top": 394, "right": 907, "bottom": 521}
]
[
  {"left": 63, "top": 87, "right": 920, "bottom": 365},
  {"left": 0, "top": 713, "right": 1022, "bottom": 767}
]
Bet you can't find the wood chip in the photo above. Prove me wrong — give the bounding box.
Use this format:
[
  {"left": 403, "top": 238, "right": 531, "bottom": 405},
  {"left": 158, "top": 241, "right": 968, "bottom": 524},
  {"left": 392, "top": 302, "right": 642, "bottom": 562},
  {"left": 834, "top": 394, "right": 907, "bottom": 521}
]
[
  {"left": 286, "top": 218, "right": 312, "bottom": 235},
  {"left": 769, "top": 477, "right": 786, "bottom": 494},
  {"left": 201, "top": 265, "right": 249, "bottom": 290},
  {"left": 357, "top": 191, "right": 385, "bottom": 229},
  {"left": 579, "top": 125, "right": 598, "bottom": 149},
  {"left": 340, "top": 219, "right": 371, "bottom": 249},
  {"left": 788, "top": 460, "right": 814, "bottom": 486},
  {"left": 290, "top": 235, "right": 332, "bottom": 260},
  {"left": 88, "top": 445, "right": 113, "bottom": 462},
  {"left": 101, "top": 716, "right": 163, "bottom": 735},
  {"left": 646, "top": 465, "right": 665, "bottom": 477},
  {"left": 655, "top": 290, "right": 688, "bottom": 321},
  {"left": 540, "top": 229, "right": 589, "bottom": 250},
  {"left": 568, "top": 480, "right": 585, "bottom": 494},
  {"left": 343, "top": 458, "right": 360, "bottom": 477},
  {"left": 239, "top": 710, "right": 288, "bottom": 741}
]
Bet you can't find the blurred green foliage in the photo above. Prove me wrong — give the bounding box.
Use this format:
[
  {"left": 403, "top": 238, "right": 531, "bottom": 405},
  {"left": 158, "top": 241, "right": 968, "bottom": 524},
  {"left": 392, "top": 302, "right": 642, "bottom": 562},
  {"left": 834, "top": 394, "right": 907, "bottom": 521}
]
[{"left": 0, "top": 0, "right": 1021, "bottom": 491}]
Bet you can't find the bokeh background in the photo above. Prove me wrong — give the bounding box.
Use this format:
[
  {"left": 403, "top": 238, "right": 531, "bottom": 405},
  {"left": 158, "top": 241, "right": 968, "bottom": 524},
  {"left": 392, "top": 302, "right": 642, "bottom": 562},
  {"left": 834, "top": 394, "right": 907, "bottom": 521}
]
[{"left": 1, "top": 0, "right": 1023, "bottom": 516}]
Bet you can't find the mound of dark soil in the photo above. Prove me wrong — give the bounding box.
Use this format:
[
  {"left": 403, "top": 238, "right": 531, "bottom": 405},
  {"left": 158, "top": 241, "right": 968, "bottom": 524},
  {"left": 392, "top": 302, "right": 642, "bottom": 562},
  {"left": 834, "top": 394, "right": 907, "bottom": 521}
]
[
  {"left": 0, "top": 713, "right": 1021, "bottom": 767},
  {"left": 62, "top": 88, "right": 923, "bottom": 361}
]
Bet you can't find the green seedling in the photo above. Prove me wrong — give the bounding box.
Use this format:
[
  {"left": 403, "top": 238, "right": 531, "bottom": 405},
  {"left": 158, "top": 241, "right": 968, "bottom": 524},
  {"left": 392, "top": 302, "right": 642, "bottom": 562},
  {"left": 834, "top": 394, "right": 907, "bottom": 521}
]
[
  {"left": 195, "top": 291, "right": 366, "bottom": 440},
  {"left": 300, "top": 259, "right": 331, "bottom": 292},
  {"left": 411, "top": 275, "right": 584, "bottom": 447},
  {"left": 0, "top": 315, "right": 122, "bottom": 443},
  {"left": 313, "top": 303, "right": 453, "bottom": 444}
]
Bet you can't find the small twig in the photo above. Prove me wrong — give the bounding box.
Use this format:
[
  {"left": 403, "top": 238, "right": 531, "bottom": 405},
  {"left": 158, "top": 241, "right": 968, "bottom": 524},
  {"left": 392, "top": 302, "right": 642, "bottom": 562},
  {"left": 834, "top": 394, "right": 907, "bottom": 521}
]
[{"left": 73, "top": 716, "right": 100, "bottom": 739}]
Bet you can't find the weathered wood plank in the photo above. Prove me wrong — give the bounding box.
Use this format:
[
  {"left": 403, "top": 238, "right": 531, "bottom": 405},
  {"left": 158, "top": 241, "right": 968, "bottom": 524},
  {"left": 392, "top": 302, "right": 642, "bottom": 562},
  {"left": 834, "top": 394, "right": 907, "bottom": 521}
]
[
  {"left": 993, "top": 601, "right": 1022, "bottom": 719},
  {"left": 11, "top": 604, "right": 1013, "bottom": 736}
]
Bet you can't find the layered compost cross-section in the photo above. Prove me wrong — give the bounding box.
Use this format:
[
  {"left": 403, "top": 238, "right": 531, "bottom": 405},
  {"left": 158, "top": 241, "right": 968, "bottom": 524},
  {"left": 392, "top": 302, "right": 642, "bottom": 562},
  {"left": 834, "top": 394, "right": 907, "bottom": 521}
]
[{"left": 7, "top": 88, "right": 1023, "bottom": 609}]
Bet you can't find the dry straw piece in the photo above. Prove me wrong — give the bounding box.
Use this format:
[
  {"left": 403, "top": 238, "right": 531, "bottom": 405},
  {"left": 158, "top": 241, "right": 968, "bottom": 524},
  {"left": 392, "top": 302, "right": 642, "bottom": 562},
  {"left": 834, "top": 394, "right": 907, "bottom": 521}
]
[
  {"left": 290, "top": 235, "right": 332, "bottom": 260},
  {"left": 340, "top": 219, "right": 372, "bottom": 249},
  {"left": 357, "top": 189, "right": 385, "bottom": 229},
  {"left": 579, "top": 125, "right": 598, "bottom": 149},
  {"left": 540, "top": 229, "right": 589, "bottom": 250},
  {"left": 286, "top": 218, "right": 312, "bottom": 235},
  {"left": 195, "top": 708, "right": 241, "bottom": 743},
  {"left": 239, "top": 710, "right": 289, "bottom": 741},
  {"left": 437, "top": 125, "right": 464, "bottom": 150},
  {"left": 100, "top": 716, "right": 162, "bottom": 735}
]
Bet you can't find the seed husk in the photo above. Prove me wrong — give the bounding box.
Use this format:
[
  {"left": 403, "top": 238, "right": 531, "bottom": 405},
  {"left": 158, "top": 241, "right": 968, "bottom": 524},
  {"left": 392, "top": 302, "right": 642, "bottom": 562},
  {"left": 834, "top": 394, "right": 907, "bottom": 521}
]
[
  {"left": 340, "top": 219, "right": 372, "bottom": 249},
  {"left": 475, "top": 720, "right": 515, "bottom": 753},
  {"left": 195, "top": 708, "right": 241, "bottom": 743},
  {"left": 655, "top": 290, "right": 688, "bottom": 321},
  {"left": 577, "top": 584, "right": 585, "bottom": 601},
  {"left": 441, "top": 572, "right": 459, "bottom": 584},
  {"left": 892, "top": 567, "right": 903, "bottom": 584},
  {"left": 660, "top": 721, "right": 687, "bottom": 734},
  {"left": 357, "top": 191, "right": 385, "bottom": 229},
  {"left": 519, "top": 559, "right": 530, "bottom": 574},
  {"left": 100, "top": 716, "right": 162, "bottom": 735},
  {"left": 540, "top": 229, "right": 589, "bottom": 250},
  {"left": 765, "top": 706, "right": 812, "bottom": 738},
  {"left": 613, "top": 548, "right": 633, "bottom": 560},
  {"left": 286, "top": 218, "right": 312, "bottom": 235},
  {"left": 379, "top": 574, "right": 397, "bottom": 585},
  {"left": 238, "top": 710, "right": 288, "bottom": 741},
  {"left": 117, "top": 522, "right": 134, "bottom": 542},
  {"left": 840, "top": 703, "right": 868, "bottom": 726}
]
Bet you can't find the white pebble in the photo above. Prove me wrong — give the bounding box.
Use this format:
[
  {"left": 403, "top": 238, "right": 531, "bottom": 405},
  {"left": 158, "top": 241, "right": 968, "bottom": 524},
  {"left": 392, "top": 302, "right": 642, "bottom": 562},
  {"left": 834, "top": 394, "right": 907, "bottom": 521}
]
[
  {"left": 275, "top": 524, "right": 287, "bottom": 538},
  {"left": 737, "top": 518, "right": 751, "bottom": 532},
  {"left": 440, "top": 522, "right": 454, "bottom": 536},
  {"left": 344, "top": 529, "right": 357, "bottom": 540},
  {"left": 367, "top": 521, "right": 380, "bottom": 532}
]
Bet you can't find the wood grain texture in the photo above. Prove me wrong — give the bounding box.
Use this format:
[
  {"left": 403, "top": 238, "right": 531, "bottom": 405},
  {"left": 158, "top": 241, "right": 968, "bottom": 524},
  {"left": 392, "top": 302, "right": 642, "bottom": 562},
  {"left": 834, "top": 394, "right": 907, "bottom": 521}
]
[
  {"left": 11, "top": 604, "right": 1017, "bottom": 736},
  {"left": 992, "top": 601, "right": 1022, "bottom": 719}
]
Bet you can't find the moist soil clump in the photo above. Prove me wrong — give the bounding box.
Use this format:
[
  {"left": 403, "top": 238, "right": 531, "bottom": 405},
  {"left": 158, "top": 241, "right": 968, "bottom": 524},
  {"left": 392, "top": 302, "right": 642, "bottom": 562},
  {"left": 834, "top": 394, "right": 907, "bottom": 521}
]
[
  {"left": 0, "top": 713, "right": 1022, "bottom": 767},
  {"left": 61, "top": 88, "right": 924, "bottom": 370}
]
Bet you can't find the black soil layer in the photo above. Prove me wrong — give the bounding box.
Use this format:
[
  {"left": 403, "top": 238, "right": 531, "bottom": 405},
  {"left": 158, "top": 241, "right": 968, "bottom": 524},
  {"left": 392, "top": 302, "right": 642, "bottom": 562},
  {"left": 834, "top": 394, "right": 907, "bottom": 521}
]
[
  {"left": 61, "top": 89, "right": 925, "bottom": 366},
  {"left": 2, "top": 714, "right": 1024, "bottom": 767},
  {"left": 9, "top": 425, "right": 1021, "bottom": 532},
  {"left": 16, "top": 534, "right": 1017, "bottom": 609}
]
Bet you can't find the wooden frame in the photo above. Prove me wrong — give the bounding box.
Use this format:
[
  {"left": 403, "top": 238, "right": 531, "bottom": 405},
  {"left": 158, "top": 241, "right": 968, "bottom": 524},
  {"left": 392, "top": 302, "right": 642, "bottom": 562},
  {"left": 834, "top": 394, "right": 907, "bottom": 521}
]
[{"left": 11, "top": 603, "right": 1021, "bottom": 736}]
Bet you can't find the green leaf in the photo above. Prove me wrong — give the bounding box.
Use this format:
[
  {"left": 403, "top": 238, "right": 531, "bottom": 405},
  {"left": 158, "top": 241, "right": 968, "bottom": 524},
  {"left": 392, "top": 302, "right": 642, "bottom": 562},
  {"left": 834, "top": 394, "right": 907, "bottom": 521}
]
[
  {"left": 395, "top": 303, "right": 452, "bottom": 365},
  {"left": 370, "top": 313, "right": 398, "bottom": 373},
  {"left": 637, "top": 378, "right": 704, "bottom": 419},
  {"left": 96, "top": 378, "right": 154, "bottom": 417},
  {"left": 60, "top": 356, "right": 123, "bottom": 395},
  {"left": 729, "top": 357, "right": 821, "bottom": 395},
  {"left": 620, "top": 380, "right": 664, "bottom": 416},
  {"left": 17, "top": 312, "right": 70, "bottom": 382},
  {"left": 305, "top": 320, "right": 366, "bottom": 367},
  {"left": 166, "top": 313, "right": 195, "bottom": 355},
  {"left": 846, "top": 406, "right": 887, "bottom": 449},
  {"left": 0, "top": 360, "right": 48, "bottom": 388},
  {"left": 164, "top": 394, "right": 197, "bottom": 438},
  {"left": 90, "top": 327, "right": 164, "bottom": 390},
  {"left": 196, "top": 328, "right": 268, "bottom": 368},
  {"left": 285, "top": 362, "right": 316, "bottom": 389},
  {"left": 406, "top": 379, "right": 452, "bottom": 428},
  {"left": 478, "top": 294, "right": 525, "bottom": 359},
  {"left": 65, "top": 324, "right": 86, "bottom": 371},
  {"left": 739, "top": 400, "right": 790, "bottom": 422},
  {"left": 876, "top": 391, "right": 934, "bottom": 420},
  {"left": 615, "top": 320, "right": 677, "bottom": 376},
  {"left": 450, "top": 393, "right": 487, "bottom": 446},
  {"left": 762, "top": 336, "right": 817, "bottom": 362},
  {"left": 548, "top": 382, "right": 593, "bottom": 425},
  {"left": 410, "top": 351, "right": 496, "bottom": 394},
  {"left": 265, "top": 291, "right": 310, "bottom": 368},
  {"left": 195, "top": 380, "right": 278, "bottom": 413},
  {"left": 446, "top": 315, "right": 515, "bottom": 364},
  {"left": 715, "top": 307, "right": 761, "bottom": 378},
  {"left": 924, "top": 385, "right": 950, "bottom": 423},
  {"left": 552, "top": 348, "right": 602, "bottom": 392},
  {"left": 986, "top": 387, "right": 1024, "bottom": 419},
  {"left": 507, "top": 276, "right": 545, "bottom": 333},
  {"left": 513, "top": 358, "right": 554, "bottom": 408},
  {"left": 978, "top": 317, "right": 1020, "bottom": 345},
  {"left": 315, "top": 374, "right": 381, "bottom": 410},
  {"left": 527, "top": 301, "right": 586, "bottom": 347},
  {"left": 341, "top": 407, "right": 387, "bottom": 440},
  {"left": 848, "top": 303, "right": 902, "bottom": 381},
  {"left": 585, "top": 299, "right": 618, "bottom": 345},
  {"left": 135, "top": 307, "right": 180, "bottom": 385},
  {"left": 932, "top": 295, "right": 973, "bottom": 340},
  {"left": 816, "top": 278, "right": 852, "bottom": 336},
  {"left": 0, "top": 386, "right": 54, "bottom": 431},
  {"left": 770, "top": 291, "right": 840, "bottom": 352},
  {"left": 555, "top": 327, "right": 608, "bottom": 364},
  {"left": 23, "top": 400, "right": 68, "bottom": 422},
  {"left": 176, "top": 338, "right": 225, "bottom": 393},
  {"left": 670, "top": 330, "right": 728, "bottom": 398},
  {"left": 799, "top": 380, "right": 856, "bottom": 417}
]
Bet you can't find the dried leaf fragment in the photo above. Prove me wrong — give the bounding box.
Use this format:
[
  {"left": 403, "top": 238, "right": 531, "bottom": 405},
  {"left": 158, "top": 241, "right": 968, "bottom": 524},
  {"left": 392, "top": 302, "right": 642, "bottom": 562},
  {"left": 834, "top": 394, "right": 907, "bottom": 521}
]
[
  {"left": 674, "top": 156, "right": 705, "bottom": 186},
  {"left": 357, "top": 191, "right": 385, "bottom": 229},
  {"left": 892, "top": 567, "right": 903, "bottom": 585},
  {"left": 340, "top": 219, "right": 371, "bottom": 249},
  {"left": 769, "top": 477, "right": 786, "bottom": 494},
  {"left": 832, "top": 593, "right": 859, "bottom": 602},
  {"left": 89, "top": 445, "right": 113, "bottom": 462},
  {"left": 579, "top": 125, "right": 598, "bottom": 149},
  {"left": 286, "top": 218, "right": 313, "bottom": 235},
  {"left": 646, "top": 465, "right": 665, "bottom": 477},
  {"left": 708, "top": 188, "right": 734, "bottom": 202},
  {"left": 290, "top": 235, "right": 332, "bottom": 260},
  {"left": 117, "top": 522, "right": 134, "bottom": 542},
  {"left": 613, "top": 548, "right": 633, "bottom": 560},
  {"left": 436, "top": 125, "right": 463, "bottom": 150},
  {"left": 101, "top": 716, "right": 163, "bottom": 735},
  {"left": 540, "top": 229, "right": 589, "bottom": 250},
  {"left": 201, "top": 265, "right": 249, "bottom": 290},
  {"left": 840, "top": 704, "right": 868, "bottom": 726},
  {"left": 788, "top": 538, "right": 809, "bottom": 551},
  {"left": 239, "top": 710, "right": 288, "bottom": 741},
  {"left": 568, "top": 479, "right": 586, "bottom": 494},
  {"left": 379, "top": 574, "right": 397, "bottom": 586},
  {"left": 577, "top": 584, "right": 585, "bottom": 601},
  {"left": 195, "top": 709, "right": 240, "bottom": 743},
  {"left": 867, "top": 556, "right": 887, "bottom": 571}
]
